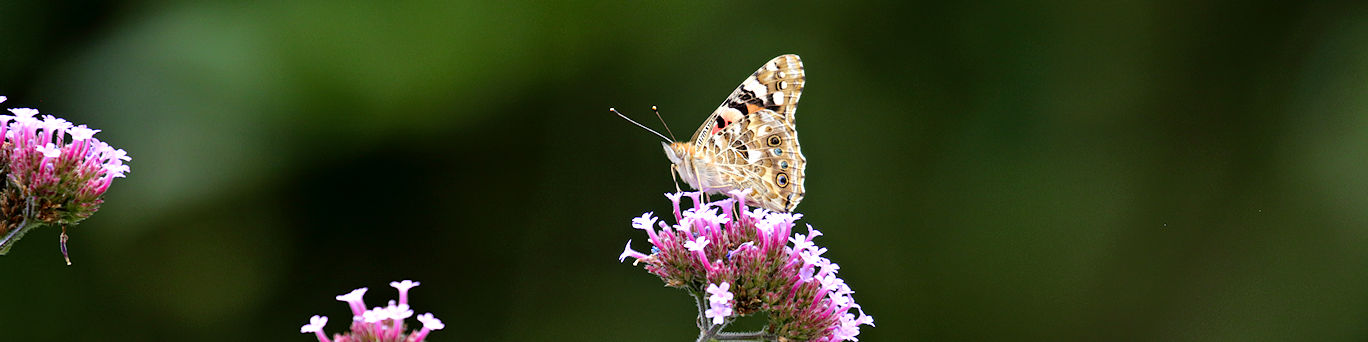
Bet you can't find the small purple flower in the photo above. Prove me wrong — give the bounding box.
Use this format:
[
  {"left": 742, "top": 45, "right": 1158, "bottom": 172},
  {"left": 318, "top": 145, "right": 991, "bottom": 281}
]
[
  {"left": 389, "top": 280, "right": 419, "bottom": 305},
  {"left": 618, "top": 240, "right": 647, "bottom": 263},
  {"left": 69, "top": 125, "right": 97, "bottom": 141},
  {"left": 387, "top": 302, "right": 413, "bottom": 320},
  {"left": 705, "top": 282, "right": 734, "bottom": 325},
  {"left": 683, "top": 236, "right": 709, "bottom": 252},
  {"left": 411, "top": 313, "right": 445, "bottom": 341},
  {"left": 631, "top": 213, "right": 660, "bottom": 245},
  {"left": 306, "top": 280, "right": 443, "bottom": 342},
  {"left": 300, "top": 315, "right": 331, "bottom": 342},
  {"left": 707, "top": 282, "right": 734, "bottom": 303},
  {"left": 829, "top": 306, "right": 875, "bottom": 342},
  {"left": 335, "top": 287, "right": 369, "bottom": 317},
  {"left": 631, "top": 212, "right": 657, "bottom": 230},
  {"left": 36, "top": 143, "right": 60, "bottom": 159},
  {"left": 619, "top": 191, "right": 875, "bottom": 341},
  {"left": 705, "top": 282, "right": 736, "bottom": 325},
  {"left": 665, "top": 192, "right": 684, "bottom": 218},
  {"left": 683, "top": 235, "right": 715, "bottom": 272}
]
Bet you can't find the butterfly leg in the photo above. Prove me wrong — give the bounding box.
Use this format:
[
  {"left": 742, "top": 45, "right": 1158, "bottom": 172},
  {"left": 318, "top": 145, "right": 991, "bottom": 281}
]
[
  {"left": 690, "top": 162, "right": 713, "bottom": 204},
  {"left": 670, "top": 164, "right": 682, "bottom": 193}
]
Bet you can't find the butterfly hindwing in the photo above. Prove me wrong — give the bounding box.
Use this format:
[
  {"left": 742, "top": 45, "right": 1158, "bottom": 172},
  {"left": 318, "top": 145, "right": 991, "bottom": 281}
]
[{"left": 738, "top": 108, "right": 805, "bottom": 211}]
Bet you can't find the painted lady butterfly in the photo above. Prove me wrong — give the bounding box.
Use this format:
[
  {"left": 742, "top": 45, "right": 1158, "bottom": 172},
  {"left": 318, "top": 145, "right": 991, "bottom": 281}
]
[{"left": 616, "top": 54, "right": 807, "bottom": 212}]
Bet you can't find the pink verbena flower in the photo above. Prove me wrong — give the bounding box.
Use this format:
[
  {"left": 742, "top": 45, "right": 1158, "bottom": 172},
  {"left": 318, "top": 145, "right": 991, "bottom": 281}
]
[
  {"left": 619, "top": 190, "right": 875, "bottom": 341},
  {"left": 0, "top": 96, "right": 132, "bottom": 263},
  {"left": 704, "top": 282, "right": 734, "bottom": 325},
  {"left": 301, "top": 280, "right": 444, "bottom": 342}
]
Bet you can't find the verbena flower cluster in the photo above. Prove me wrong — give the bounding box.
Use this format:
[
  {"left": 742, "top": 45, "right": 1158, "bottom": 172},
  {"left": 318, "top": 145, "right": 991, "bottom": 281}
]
[
  {"left": 0, "top": 96, "right": 131, "bottom": 260},
  {"left": 301, "top": 280, "right": 445, "bottom": 342},
  {"left": 619, "top": 191, "right": 874, "bottom": 341}
]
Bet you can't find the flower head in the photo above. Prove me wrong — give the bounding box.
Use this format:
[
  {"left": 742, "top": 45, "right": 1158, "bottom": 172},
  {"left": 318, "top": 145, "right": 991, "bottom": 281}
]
[
  {"left": 619, "top": 191, "right": 875, "bottom": 341},
  {"left": 411, "top": 313, "right": 445, "bottom": 341},
  {"left": 306, "top": 280, "right": 443, "bottom": 342},
  {"left": 0, "top": 95, "right": 132, "bottom": 262}
]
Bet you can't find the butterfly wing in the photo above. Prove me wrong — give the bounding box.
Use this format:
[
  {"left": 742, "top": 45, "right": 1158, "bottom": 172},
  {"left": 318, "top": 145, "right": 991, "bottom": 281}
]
[
  {"left": 690, "top": 54, "right": 805, "bottom": 147},
  {"left": 733, "top": 108, "right": 806, "bottom": 211},
  {"left": 688, "top": 54, "right": 807, "bottom": 211}
]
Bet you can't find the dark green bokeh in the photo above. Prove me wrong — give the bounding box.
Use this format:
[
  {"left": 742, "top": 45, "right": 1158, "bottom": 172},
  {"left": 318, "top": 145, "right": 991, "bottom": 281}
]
[{"left": 3, "top": 1, "right": 1368, "bottom": 340}]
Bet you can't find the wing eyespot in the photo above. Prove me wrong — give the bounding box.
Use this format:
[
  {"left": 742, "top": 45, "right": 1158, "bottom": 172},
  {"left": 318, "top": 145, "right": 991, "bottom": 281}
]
[{"left": 776, "top": 172, "right": 789, "bottom": 188}]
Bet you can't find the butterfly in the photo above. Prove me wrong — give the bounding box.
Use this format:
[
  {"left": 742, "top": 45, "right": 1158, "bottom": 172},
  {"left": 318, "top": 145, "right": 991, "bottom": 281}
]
[{"left": 614, "top": 54, "right": 807, "bottom": 212}]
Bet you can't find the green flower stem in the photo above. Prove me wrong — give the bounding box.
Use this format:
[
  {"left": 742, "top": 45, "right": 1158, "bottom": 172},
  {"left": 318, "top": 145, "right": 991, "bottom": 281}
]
[
  {"left": 0, "top": 217, "right": 38, "bottom": 255},
  {"left": 696, "top": 322, "right": 724, "bottom": 342},
  {"left": 701, "top": 327, "right": 773, "bottom": 342},
  {"left": 691, "top": 288, "right": 708, "bottom": 330},
  {"left": 714, "top": 331, "right": 774, "bottom": 341}
]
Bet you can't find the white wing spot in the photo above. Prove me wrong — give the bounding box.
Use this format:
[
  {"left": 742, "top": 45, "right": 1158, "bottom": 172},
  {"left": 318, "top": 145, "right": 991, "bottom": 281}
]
[
  {"left": 719, "top": 107, "right": 743, "bottom": 123},
  {"left": 742, "top": 79, "right": 767, "bottom": 97},
  {"left": 772, "top": 92, "right": 785, "bottom": 106}
]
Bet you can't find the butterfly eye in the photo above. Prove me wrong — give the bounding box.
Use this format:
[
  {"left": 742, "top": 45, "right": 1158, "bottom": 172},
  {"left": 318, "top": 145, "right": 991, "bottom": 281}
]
[
  {"left": 779, "top": 160, "right": 789, "bottom": 170},
  {"left": 776, "top": 172, "right": 789, "bottom": 187},
  {"left": 767, "top": 135, "right": 782, "bottom": 147},
  {"left": 772, "top": 148, "right": 783, "bottom": 156}
]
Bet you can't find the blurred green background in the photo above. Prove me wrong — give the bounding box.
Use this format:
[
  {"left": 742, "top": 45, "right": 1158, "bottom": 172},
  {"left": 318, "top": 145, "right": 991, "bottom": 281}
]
[{"left": 3, "top": 0, "right": 1368, "bottom": 340}]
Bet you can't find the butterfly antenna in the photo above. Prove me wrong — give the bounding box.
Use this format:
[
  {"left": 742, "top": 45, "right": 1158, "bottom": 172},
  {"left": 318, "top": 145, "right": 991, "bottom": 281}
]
[
  {"left": 610, "top": 108, "right": 672, "bottom": 143},
  {"left": 651, "top": 106, "right": 678, "bottom": 141}
]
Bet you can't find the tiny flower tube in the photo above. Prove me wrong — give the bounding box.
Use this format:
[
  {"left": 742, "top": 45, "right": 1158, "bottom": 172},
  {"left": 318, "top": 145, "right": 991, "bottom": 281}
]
[{"left": 299, "top": 315, "right": 332, "bottom": 342}]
